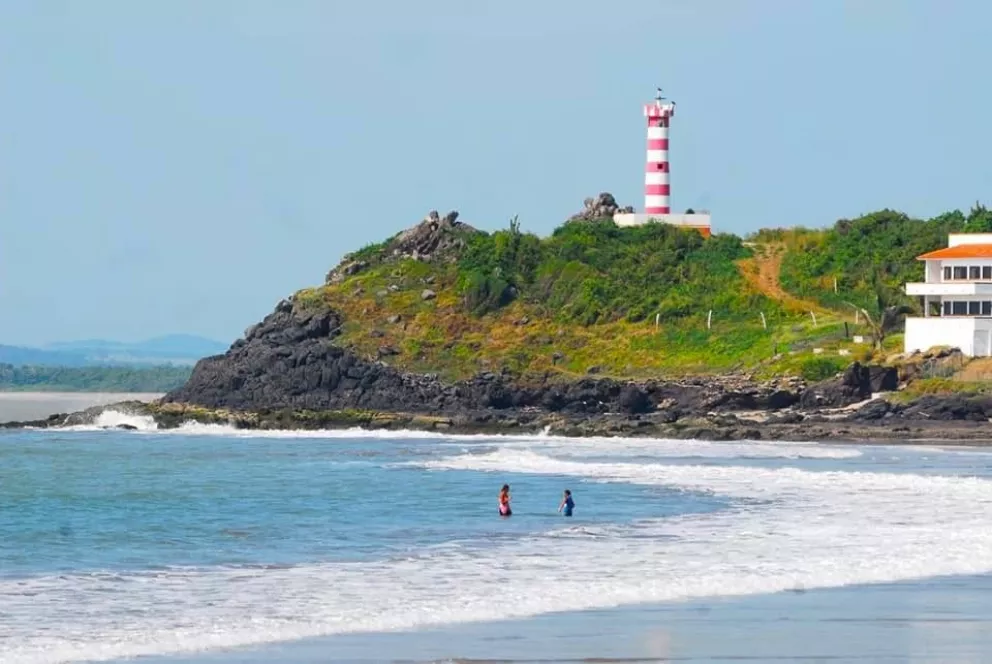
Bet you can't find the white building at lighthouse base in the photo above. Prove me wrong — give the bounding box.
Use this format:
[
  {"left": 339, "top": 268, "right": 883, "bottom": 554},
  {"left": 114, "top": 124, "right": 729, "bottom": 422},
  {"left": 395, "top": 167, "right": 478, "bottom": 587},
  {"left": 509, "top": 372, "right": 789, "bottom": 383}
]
[
  {"left": 613, "top": 212, "right": 712, "bottom": 237},
  {"left": 904, "top": 233, "right": 992, "bottom": 357}
]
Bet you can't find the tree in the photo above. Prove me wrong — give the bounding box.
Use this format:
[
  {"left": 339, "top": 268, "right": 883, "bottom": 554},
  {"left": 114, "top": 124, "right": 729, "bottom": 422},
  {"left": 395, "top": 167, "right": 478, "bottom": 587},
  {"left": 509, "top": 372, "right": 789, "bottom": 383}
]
[
  {"left": 508, "top": 214, "right": 521, "bottom": 236},
  {"left": 963, "top": 202, "right": 992, "bottom": 232},
  {"left": 845, "top": 298, "right": 914, "bottom": 350}
]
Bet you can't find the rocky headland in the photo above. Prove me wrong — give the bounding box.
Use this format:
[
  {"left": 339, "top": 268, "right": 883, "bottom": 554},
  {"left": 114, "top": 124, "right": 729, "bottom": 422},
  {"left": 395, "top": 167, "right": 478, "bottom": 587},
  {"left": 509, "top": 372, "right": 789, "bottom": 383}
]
[
  {"left": 8, "top": 202, "right": 992, "bottom": 443},
  {"left": 6, "top": 298, "right": 992, "bottom": 443}
]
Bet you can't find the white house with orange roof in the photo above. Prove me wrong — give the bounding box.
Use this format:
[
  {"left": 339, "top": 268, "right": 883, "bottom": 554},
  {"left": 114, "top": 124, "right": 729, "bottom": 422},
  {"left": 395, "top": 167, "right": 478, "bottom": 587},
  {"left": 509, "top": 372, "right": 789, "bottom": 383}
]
[{"left": 904, "top": 233, "right": 992, "bottom": 356}]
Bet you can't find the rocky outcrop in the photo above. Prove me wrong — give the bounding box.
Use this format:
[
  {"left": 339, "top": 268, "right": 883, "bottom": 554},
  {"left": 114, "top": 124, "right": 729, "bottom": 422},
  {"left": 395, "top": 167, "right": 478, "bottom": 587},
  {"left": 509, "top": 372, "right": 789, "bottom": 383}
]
[
  {"left": 385, "top": 210, "right": 478, "bottom": 261},
  {"left": 897, "top": 394, "right": 992, "bottom": 422},
  {"left": 567, "top": 193, "right": 634, "bottom": 222},
  {"left": 799, "top": 361, "right": 898, "bottom": 409},
  {"left": 164, "top": 300, "right": 454, "bottom": 413},
  {"left": 325, "top": 259, "right": 369, "bottom": 285},
  {"left": 14, "top": 394, "right": 992, "bottom": 444},
  {"left": 164, "top": 297, "right": 815, "bottom": 420},
  {"left": 891, "top": 347, "right": 967, "bottom": 385},
  {"left": 145, "top": 294, "right": 992, "bottom": 439},
  {"left": 325, "top": 210, "right": 480, "bottom": 284}
]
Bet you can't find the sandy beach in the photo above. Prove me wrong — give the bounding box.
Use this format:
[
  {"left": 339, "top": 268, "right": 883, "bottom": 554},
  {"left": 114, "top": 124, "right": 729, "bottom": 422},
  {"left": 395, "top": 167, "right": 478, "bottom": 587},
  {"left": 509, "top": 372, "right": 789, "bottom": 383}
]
[{"left": 130, "top": 574, "right": 992, "bottom": 663}]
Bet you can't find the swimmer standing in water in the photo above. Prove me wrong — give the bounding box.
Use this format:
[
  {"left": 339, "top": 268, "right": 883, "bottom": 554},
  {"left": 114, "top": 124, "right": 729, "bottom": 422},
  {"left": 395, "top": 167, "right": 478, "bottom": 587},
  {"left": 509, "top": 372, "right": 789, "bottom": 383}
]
[
  {"left": 498, "top": 484, "right": 512, "bottom": 517},
  {"left": 558, "top": 489, "right": 575, "bottom": 517}
]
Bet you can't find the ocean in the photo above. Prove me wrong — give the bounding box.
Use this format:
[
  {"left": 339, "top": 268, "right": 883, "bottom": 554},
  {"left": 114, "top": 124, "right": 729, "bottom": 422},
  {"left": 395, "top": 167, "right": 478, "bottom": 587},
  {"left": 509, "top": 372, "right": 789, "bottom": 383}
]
[{"left": 3, "top": 412, "right": 992, "bottom": 663}]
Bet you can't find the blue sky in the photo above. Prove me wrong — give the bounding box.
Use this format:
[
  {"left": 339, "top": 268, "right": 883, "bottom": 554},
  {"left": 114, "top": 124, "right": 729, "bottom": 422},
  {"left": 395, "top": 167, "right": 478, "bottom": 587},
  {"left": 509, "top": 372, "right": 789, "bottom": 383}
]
[{"left": 1, "top": 0, "right": 989, "bottom": 345}]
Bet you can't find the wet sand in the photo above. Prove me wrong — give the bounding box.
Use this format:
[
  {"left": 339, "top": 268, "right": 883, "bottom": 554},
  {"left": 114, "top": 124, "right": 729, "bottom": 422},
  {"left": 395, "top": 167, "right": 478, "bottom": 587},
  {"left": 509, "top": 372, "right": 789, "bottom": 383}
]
[{"left": 133, "top": 574, "right": 992, "bottom": 663}]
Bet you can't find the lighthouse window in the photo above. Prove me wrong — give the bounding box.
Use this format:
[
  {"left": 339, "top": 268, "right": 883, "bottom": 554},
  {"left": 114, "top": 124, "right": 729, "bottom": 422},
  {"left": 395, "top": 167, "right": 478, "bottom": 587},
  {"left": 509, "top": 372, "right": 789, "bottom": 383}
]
[{"left": 952, "top": 301, "right": 968, "bottom": 315}]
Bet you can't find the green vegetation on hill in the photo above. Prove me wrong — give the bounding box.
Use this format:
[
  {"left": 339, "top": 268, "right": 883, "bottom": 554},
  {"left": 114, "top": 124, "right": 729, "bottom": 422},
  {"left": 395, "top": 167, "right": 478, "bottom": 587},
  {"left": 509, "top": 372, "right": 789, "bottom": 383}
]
[
  {"left": 296, "top": 216, "right": 861, "bottom": 382},
  {"left": 775, "top": 204, "right": 992, "bottom": 312},
  {"left": 456, "top": 219, "right": 773, "bottom": 324},
  {"left": 292, "top": 204, "right": 986, "bottom": 383},
  {"left": 0, "top": 364, "right": 192, "bottom": 392}
]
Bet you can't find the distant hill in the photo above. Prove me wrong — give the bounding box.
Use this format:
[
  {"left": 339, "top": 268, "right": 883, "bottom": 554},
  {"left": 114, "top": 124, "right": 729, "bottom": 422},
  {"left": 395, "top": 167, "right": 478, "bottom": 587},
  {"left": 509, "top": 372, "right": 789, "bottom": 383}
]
[
  {"left": 0, "top": 346, "right": 92, "bottom": 368},
  {"left": 0, "top": 335, "right": 228, "bottom": 368},
  {"left": 0, "top": 364, "right": 192, "bottom": 392}
]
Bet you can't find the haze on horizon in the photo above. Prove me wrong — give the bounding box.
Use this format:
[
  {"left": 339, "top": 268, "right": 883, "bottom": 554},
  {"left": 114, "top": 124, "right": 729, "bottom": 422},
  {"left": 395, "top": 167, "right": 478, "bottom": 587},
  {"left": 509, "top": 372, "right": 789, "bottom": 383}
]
[{"left": 1, "top": 0, "right": 988, "bottom": 346}]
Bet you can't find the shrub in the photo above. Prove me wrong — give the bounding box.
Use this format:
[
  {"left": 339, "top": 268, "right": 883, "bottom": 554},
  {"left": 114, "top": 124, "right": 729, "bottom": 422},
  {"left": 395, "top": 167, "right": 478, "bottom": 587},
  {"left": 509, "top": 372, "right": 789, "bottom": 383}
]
[
  {"left": 799, "top": 356, "right": 848, "bottom": 382},
  {"left": 455, "top": 220, "right": 765, "bottom": 325}
]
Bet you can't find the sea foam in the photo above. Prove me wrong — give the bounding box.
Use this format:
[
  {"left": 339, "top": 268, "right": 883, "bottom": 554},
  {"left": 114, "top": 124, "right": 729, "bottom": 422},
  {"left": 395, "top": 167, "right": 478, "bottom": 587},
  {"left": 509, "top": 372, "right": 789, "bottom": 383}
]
[{"left": 3, "top": 437, "right": 991, "bottom": 663}]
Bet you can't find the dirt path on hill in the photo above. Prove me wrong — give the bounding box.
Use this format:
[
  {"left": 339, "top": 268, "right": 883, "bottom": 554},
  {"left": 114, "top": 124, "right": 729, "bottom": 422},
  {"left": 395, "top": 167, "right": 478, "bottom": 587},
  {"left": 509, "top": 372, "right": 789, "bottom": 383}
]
[{"left": 737, "top": 243, "right": 827, "bottom": 314}]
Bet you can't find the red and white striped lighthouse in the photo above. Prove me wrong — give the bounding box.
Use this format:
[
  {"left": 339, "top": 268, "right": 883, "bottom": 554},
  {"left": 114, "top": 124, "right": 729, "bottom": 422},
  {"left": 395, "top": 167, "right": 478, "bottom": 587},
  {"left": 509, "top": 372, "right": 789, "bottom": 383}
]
[{"left": 643, "top": 88, "right": 676, "bottom": 215}]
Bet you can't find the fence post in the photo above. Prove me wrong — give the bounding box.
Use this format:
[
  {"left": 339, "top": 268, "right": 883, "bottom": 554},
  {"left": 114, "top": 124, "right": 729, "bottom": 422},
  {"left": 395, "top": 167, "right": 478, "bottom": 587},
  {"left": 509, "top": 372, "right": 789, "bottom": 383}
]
[
  {"left": 655, "top": 313, "right": 660, "bottom": 330},
  {"left": 810, "top": 311, "right": 817, "bottom": 328},
  {"left": 707, "top": 310, "right": 712, "bottom": 330},
  {"left": 760, "top": 312, "right": 767, "bottom": 330}
]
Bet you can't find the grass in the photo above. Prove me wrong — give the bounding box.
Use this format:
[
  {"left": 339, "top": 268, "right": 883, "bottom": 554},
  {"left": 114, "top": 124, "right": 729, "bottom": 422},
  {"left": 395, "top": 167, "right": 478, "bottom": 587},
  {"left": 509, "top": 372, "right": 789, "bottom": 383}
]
[
  {"left": 286, "top": 208, "right": 992, "bottom": 383},
  {"left": 888, "top": 378, "right": 992, "bottom": 404},
  {"left": 289, "top": 256, "right": 891, "bottom": 382}
]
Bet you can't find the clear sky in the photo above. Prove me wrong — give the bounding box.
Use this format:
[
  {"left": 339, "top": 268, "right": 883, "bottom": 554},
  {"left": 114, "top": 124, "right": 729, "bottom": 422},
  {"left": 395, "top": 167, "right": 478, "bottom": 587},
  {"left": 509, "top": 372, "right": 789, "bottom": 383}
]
[{"left": 1, "top": 0, "right": 989, "bottom": 345}]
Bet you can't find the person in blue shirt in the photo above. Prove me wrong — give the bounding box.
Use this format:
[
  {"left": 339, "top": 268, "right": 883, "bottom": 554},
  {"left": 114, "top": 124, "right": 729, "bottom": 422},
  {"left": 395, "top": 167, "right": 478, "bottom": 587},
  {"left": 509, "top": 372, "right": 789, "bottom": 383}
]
[{"left": 558, "top": 489, "right": 575, "bottom": 517}]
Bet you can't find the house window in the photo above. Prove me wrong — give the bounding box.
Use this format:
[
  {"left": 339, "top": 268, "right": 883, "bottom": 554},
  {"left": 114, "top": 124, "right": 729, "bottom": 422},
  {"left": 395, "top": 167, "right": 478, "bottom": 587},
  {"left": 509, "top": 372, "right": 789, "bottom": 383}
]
[
  {"left": 969, "top": 301, "right": 981, "bottom": 315},
  {"left": 954, "top": 266, "right": 968, "bottom": 280},
  {"left": 944, "top": 266, "right": 952, "bottom": 280},
  {"left": 983, "top": 266, "right": 991, "bottom": 280},
  {"left": 943, "top": 301, "right": 952, "bottom": 316},
  {"left": 983, "top": 301, "right": 992, "bottom": 316},
  {"left": 952, "top": 301, "right": 968, "bottom": 315},
  {"left": 970, "top": 266, "right": 982, "bottom": 279}
]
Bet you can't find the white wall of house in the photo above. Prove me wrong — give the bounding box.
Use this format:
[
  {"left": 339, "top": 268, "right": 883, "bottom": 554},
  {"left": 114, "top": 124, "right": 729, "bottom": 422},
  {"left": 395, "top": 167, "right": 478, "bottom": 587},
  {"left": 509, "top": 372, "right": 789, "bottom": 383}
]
[
  {"left": 905, "top": 317, "right": 992, "bottom": 356},
  {"left": 949, "top": 234, "right": 992, "bottom": 247}
]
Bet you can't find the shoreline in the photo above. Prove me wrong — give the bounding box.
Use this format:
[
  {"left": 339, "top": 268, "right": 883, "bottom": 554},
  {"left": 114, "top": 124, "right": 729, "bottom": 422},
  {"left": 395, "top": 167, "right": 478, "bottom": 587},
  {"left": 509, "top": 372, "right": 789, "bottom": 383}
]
[
  {"left": 125, "top": 573, "right": 992, "bottom": 663},
  {"left": 7, "top": 398, "right": 992, "bottom": 445}
]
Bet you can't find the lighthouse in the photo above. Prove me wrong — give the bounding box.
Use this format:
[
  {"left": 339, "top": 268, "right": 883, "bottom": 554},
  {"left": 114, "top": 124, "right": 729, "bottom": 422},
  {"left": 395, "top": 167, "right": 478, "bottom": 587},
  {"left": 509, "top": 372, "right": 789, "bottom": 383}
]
[
  {"left": 644, "top": 88, "right": 674, "bottom": 214},
  {"left": 614, "top": 88, "right": 711, "bottom": 237}
]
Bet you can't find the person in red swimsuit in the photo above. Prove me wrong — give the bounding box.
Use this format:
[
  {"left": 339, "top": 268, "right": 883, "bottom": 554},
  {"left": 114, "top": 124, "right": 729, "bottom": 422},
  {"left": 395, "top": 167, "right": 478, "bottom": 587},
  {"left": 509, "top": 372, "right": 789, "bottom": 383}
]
[{"left": 498, "top": 484, "right": 512, "bottom": 517}]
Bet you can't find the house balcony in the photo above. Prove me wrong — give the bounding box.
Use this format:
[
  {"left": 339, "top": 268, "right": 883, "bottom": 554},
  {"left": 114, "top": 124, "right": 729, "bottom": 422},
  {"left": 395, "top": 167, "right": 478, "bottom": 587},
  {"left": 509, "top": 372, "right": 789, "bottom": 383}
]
[{"left": 905, "top": 282, "right": 992, "bottom": 296}]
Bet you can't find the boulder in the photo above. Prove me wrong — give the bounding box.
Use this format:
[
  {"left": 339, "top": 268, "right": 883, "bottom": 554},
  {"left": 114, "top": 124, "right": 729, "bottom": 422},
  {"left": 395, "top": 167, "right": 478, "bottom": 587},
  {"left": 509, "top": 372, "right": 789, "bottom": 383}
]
[
  {"left": 618, "top": 384, "right": 652, "bottom": 414},
  {"left": 868, "top": 365, "right": 898, "bottom": 393},
  {"left": 385, "top": 210, "right": 478, "bottom": 261},
  {"left": 325, "top": 259, "right": 369, "bottom": 284},
  {"left": 421, "top": 289, "right": 437, "bottom": 301},
  {"left": 763, "top": 389, "right": 800, "bottom": 410},
  {"left": 898, "top": 394, "right": 992, "bottom": 421},
  {"left": 567, "top": 192, "right": 635, "bottom": 222},
  {"left": 849, "top": 399, "right": 891, "bottom": 421},
  {"left": 799, "top": 361, "right": 874, "bottom": 409}
]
